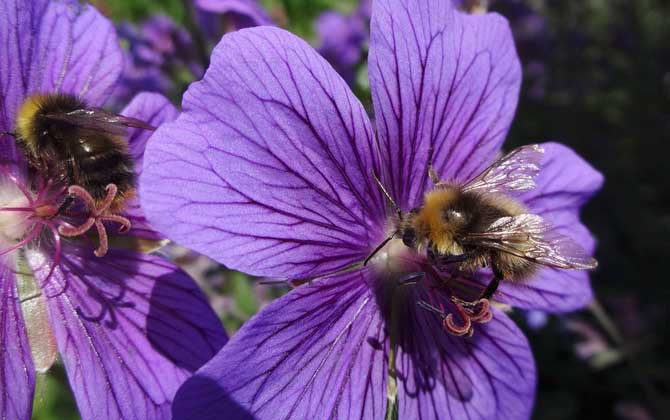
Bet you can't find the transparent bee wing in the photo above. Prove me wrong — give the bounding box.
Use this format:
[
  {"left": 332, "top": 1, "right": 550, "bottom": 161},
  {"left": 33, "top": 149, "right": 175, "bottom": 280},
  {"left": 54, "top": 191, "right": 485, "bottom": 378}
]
[
  {"left": 462, "top": 144, "right": 544, "bottom": 195},
  {"left": 44, "top": 108, "right": 155, "bottom": 136},
  {"left": 464, "top": 213, "right": 597, "bottom": 270}
]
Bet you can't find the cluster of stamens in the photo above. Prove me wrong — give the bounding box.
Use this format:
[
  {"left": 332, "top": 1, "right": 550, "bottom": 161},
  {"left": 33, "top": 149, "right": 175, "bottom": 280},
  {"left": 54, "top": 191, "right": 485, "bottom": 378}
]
[
  {"left": 418, "top": 297, "right": 493, "bottom": 337},
  {"left": 370, "top": 238, "right": 494, "bottom": 337},
  {"left": 57, "top": 184, "right": 131, "bottom": 257},
  {"left": 0, "top": 167, "right": 130, "bottom": 279}
]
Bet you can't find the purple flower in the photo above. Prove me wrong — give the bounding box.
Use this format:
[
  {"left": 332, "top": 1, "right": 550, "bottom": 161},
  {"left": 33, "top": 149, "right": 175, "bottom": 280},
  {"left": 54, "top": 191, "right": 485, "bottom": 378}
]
[
  {"left": 194, "top": 0, "right": 273, "bottom": 43},
  {"left": 0, "top": 1, "right": 227, "bottom": 419},
  {"left": 315, "top": 9, "right": 367, "bottom": 85},
  {"left": 112, "top": 15, "right": 204, "bottom": 107},
  {"left": 141, "top": 0, "right": 603, "bottom": 418},
  {"left": 456, "top": 0, "right": 550, "bottom": 99}
]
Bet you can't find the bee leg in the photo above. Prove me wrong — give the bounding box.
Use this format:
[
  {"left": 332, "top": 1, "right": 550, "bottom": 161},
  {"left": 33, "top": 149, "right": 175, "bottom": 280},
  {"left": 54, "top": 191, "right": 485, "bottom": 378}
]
[
  {"left": 479, "top": 267, "right": 503, "bottom": 300},
  {"left": 428, "top": 165, "right": 440, "bottom": 185},
  {"left": 364, "top": 233, "right": 396, "bottom": 266},
  {"left": 427, "top": 245, "right": 470, "bottom": 268},
  {"left": 397, "top": 271, "right": 424, "bottom": 285}
]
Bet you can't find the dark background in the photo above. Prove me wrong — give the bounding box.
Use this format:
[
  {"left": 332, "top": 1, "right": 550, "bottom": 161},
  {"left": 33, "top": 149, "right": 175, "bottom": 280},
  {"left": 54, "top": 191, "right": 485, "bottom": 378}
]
[{"left": 496, "top": 1, "right": 669, "bottom": 419}]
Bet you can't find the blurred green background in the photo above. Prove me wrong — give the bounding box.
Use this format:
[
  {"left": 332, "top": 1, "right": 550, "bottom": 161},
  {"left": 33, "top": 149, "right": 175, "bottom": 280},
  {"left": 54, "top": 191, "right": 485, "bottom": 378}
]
[{"left": 33, "top": 0, "right": 669, "bottom": 419}]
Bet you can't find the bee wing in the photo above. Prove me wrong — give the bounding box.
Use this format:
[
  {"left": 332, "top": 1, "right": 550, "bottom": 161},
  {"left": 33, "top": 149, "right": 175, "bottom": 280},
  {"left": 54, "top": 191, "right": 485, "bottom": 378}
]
[
  {"left": 462, "top": 144, "right": 544, "bottom": 195},
  {"left": 463, "top": 213, "right": 597, "bottom": 270},
  {"left": 43, "top": 108, "right": 155, "bottom": 136}
]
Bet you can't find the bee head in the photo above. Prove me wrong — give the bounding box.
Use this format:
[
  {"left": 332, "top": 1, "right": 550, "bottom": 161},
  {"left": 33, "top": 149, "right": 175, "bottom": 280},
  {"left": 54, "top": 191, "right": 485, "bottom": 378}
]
[
  {"left": 401, "top": 226, "right": 417, "bottom": 249},
  {"left": 399, "top": 207, "right": 421, "bottom": 249}
]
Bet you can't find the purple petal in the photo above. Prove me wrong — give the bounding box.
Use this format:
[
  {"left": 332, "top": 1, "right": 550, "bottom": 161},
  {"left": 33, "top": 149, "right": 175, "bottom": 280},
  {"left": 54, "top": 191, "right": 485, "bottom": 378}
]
[
  {"left": 141, "top": 27, "right": 386, "bottom": 278},
  {"left": 26, "top": 246, "right": 227, "bottom": 420},
  {"left": 1, "top": 0, "right": 121, "bottom": 165},
  {"left": 497, "top": 142, "right": 604, "bottom": 312},
  {"left": 174, "top": 268, "right": 536, "bottom": 420},
  {"left": 120, "top": 92, "right": 179, "bottom": 241},
  {"left": 123, "top": 92, "right": 179, "bottom": 182},
  {"left": 395, "top": 295, "right": 536, "bottom": 420},
  {"left": 0, "top": 260, "right": 35, "bottom": 420},
  {"left": 369, "top": 0, "right": 521, "bottom": 210},
  {"left": 173, "top": 268, "right": 387, "bottom": 420},
  {"left": 194, "top": 0, "right": 273, "bottom": 28}
]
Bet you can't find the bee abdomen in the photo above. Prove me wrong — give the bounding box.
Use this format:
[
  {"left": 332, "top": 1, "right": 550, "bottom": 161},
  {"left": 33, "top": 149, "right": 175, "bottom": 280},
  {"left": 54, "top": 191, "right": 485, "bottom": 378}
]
[
  {"left": 67, "top": 143, "right": 134, "bottom": 198},
  {"left": 492, "top": 253, "right": 538, "bottom": 282}
]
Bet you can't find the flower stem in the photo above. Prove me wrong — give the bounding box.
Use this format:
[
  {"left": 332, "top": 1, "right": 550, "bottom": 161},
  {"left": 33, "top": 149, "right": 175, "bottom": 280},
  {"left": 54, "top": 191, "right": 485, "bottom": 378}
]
[
  {"left": 385, "top": 293, "right": 400, "bottom": 420},
  {"left": 588, "top": 299, "right": 666, "bottom": 418}
]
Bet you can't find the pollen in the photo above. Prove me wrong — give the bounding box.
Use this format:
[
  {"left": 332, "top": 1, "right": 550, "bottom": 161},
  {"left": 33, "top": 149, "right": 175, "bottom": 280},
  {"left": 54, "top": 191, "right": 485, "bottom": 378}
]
[
  {"left": 368, "top": 238, "right": 416, "bottom": 274},
  {"left": 0, "top": 183, "right": 34, "bottom": 246}
]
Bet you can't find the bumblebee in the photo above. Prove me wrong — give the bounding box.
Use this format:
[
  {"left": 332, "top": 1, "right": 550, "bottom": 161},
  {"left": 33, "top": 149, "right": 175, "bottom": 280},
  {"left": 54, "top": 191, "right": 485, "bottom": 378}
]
[
  {"left": 15, "top": 93, "right": 154, "bottom": 211},
  {"left": 369, "top": 145, "right": 597, "bottom": 302},
  {"left": 11, "top": 93, "right": 154, "bottom": 256}
]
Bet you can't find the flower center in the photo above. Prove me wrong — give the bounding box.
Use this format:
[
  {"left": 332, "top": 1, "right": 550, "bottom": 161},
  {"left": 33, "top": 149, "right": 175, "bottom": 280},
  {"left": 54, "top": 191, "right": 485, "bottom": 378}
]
[
  {"left": 0, "top": 168, "right": 131, "bottom": 283},
  {"left": 368, "top": 238, "right": 418, "bottom": 273},
  {"left": 369, "top": 236, "right": 493, "bottom": 337}
]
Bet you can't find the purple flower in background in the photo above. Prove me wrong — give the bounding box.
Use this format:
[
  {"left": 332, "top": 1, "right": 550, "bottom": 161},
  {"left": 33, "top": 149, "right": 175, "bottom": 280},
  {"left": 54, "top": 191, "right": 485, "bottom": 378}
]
[
  {"left": 142, "top": 0, "right": 602, "bottom": 418},
  {"left": 315, "top": 6, "right": 367, "bottom": 84},
  {"left": 490, "top": 0, "right": 549, "bottom": 99},
  {"left": 0, "top": 1, "right": 227, "bottom": 419},
  {"left": 112, "top": 15, "right": 204, "bottom": 107},
  {"left": 194, "top": 0, "right": 273, "bottom": 43},
  {"left": 457, "top": 0, "right": 549, "bottom": 99}
]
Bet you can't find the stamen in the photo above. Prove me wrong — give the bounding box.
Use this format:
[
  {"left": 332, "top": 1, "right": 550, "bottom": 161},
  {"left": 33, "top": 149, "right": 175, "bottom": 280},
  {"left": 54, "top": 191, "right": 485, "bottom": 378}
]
[
  {"left": 100, "top": 214, "right": 131, "bottom": 233},
  {"left": 68, "top": 185, "right": 97, "bottom": 210},
  {"left": 468, "top": 299, "right": 493, "bottom": 322},
  {"left": 444, "top": 313, "right": 472, "bottom": 336},
  {"left": 0, "top": 207, "right": 33, "bottom": 212},
  {"left": 38, "top": 220, "right": 62, "bottom": 288},
  {"left": 59, "top": 218, "right": 96, "bottom": 237},
  {"left": 417, "top": 297, "right": 493, "bottom": 337},
  {"left": 34, "top": 204, "right": 58, "bottom": 218},
  {"left": 93, "top": 220, "right": 108, "bottom": 258},
  {"left": 56, "top": 184, "right": 130, "bottom": 257}
]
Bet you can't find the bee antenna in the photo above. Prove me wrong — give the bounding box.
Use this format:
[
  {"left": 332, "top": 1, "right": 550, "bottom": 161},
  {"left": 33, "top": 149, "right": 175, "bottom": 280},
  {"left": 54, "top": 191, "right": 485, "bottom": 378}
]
[
  {"left": 372, "top": 172, "right": 401, "bottom": 218},
  {"left": 363, "top": 233, "right": 395, "bottom": 266},
  {"left": 0, "top": 131, "right": 16, "bottom": 138}
]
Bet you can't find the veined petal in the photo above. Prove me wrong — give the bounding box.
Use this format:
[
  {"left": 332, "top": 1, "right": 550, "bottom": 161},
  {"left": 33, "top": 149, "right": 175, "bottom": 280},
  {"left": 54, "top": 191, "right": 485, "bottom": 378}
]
[
  {"left": 369, "top": 0, "right": 521, "bottom": 210},
  {"left": 395, "top": 290, "right": 536, "bottom": 420},
  {"left": 141, "top": 27, "right": 386, "bottom": 279},
  {"left": 123, "top": 93, "right": 179, "bottom": 179},
  {"left": 174, "top": 268, "right": 536, "bottom": 420},
  {"left": 173, "top": 268, "right": 387, "bottom": 420},
  {"left": 26, "top": 246, "right": 227, "bottom": 420},
  {"left": 120, "top": 92, "right": 179, "bottom": 241},
  {"left": 0, "top": 259, "right": 35, "bottom": 420},
  {"left": 0, "top": 0, "right": 121, "bottom": 166},
  {"left": 498, "top": 142, "right": 604, "bottom": 312}
]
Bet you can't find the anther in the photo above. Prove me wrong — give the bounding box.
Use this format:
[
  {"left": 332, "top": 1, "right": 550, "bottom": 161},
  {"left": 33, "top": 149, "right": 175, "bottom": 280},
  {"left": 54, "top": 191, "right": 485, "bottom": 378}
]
[
  {"left": 444, "top": 313, "right": 472, "bottom": 336},
  {"left": 418, "top": 295, "right": 494, "bottom": 337}
]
